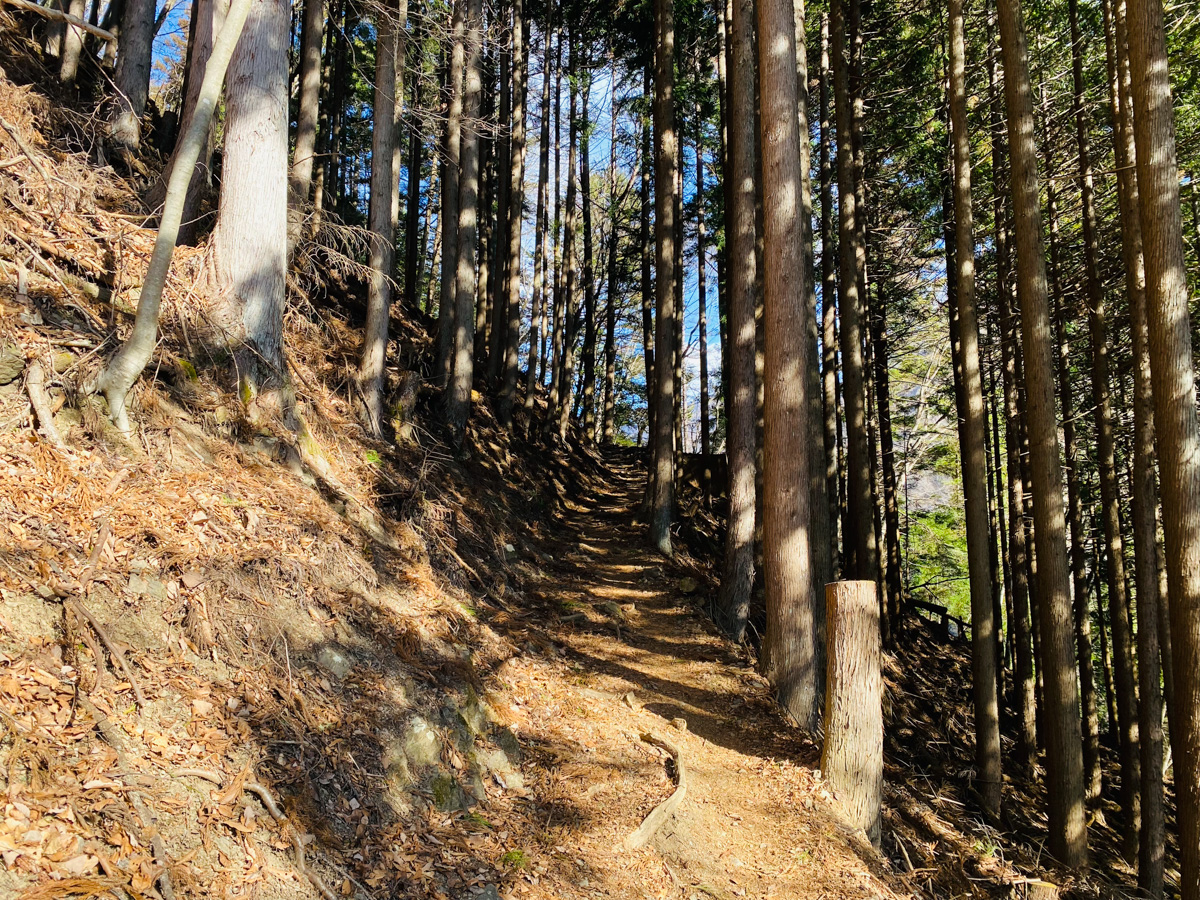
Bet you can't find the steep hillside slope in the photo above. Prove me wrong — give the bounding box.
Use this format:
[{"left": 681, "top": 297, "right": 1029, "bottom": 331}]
[{"left": 0, "top": 34, "right": 910, "bottom": 900}]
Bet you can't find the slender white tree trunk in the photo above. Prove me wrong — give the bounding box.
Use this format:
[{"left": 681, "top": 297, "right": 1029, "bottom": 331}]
[
  {"left": 96, "top": 0, "right": 253, "bottom": 432},
  {"left": 210, "top": 0, "right": 291, "bottom": 415}
]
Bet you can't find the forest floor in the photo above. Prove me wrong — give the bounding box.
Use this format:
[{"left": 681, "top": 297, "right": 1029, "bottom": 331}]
[
  {"left": 0, "top": 21, "right": 1145, "bottom": 898},
  {"left": 477, "top": 448, "right": 898, "bottom": 900}
]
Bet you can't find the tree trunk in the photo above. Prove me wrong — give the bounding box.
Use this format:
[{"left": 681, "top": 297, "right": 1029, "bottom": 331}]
[
  {"left": 602, "top": 45, "right": 618, "bottom": 445},
  {"left": 819, "top": 14, "right": 841, "bottom": 578},
  {"left": 287, "top": 0, "right": 324, "bottom": 249},
  {"left": 717, "top": 0, "right": 733, "bottom": 445},
  {"left": 640, "top": 62, "right": 656, "bottom": 448},
  {"left": 444, "top": 0, "right": 483, "bottom": 444},
  {"left": 831, "top": 0, "right": 875, "bottom": 582},
  {"left": 403, "top": 61, "right": 425, "bottom": 314},
  {"left": 1050, "top": 217, "right": 1103, "bottom": 801},
  {"left": 209, "top": 0, "right": 290, "bottom": 415},
  {"left": 1125, "top": 0, "right": 1200, "bottom": 887},
  {"left": 474, "top": 87, "right": 494, "bottom": 366},
  {"left": 1096, "top": 550, "right": 1119, "bottom": 740},
  {"left": 547, "top": 34, "right": 567, "bottom": 415},
  {"left": 649, "top": 0, "right": 679, "bottom": 555},
  {"left": 311, "top": 0, "right": 340, "bottom": 223},
  {"left": 947, "top": 0, "right": 1001, "bottom": 817},
  {"left": 489, "top": 33, "right": 512, "bottom": 385},
  {"left": 554, "top": 36, "right": 580, "bottom": 437},
  {"left": 1104, "top": 0, "right": 1165, "bottom": 885},
  {"left": 871, "top": 286, "right": 901, "bottom": 630},
  {"left": 109, "top": 0, "right": 156, "bottom": 151},
  {"left": 1066, "top": 0, "right": 1140, "bottom": 847},
  {"left": 526, "top": 15, "right": 555, "bottom": 408},
  {"left": 822, "top": 581, "right": 883, "bottom": 846},
  {"left": 717, "top": 0, "right": 757, "bottom": 640},
  {"left": 59, "top": 0, "right": 87, "bottom": 85},
  {"left": 696, "top": 118, "right": 710, "bottom": 469},
  {"left": 437, "top": 0, "right": 466, "bottom": 384},
  {"left": 795, "top": 0, "right": 834, "bottom": 614},
  {"left": 580, "top": 67, "right": 598, "bottom": 440},
  {"left": 994, "top": 0, "right": 1087, "bottom": 865},
  {"left": 757, "top": 0, "right": 821, "bottom": 730},
  {"left": 985, "top": 315, "right": 1013, "bottom": 675},
  {"left": 498, "top": 0, "right": 527, "bottom": 427},
  {"left": 96, "top": 0, "right": 252, "bottom": 431},
  {"left": 1041, "top": 99, "right": 1102, "bottom": 800},
  {"left": 672, "top": 138, "right": 685, "bottom": 456},
  {"left": 359, "top": 0, "right": 406, "bottom": 436},
  {"left": 987, "top": 17, "right": 1038, "bottom": 766}
]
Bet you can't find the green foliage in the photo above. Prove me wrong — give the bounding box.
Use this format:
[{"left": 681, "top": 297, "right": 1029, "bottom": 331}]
[
  {"left": 500, "top": 849, "right": 529, "bottom": 870},
  {"left": 908, "top": 506, "right": 971, "bottom": 622}
]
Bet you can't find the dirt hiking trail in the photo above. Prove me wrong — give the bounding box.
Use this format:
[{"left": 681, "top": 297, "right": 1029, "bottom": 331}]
[{"left": 496, "top": 450, "right": 895, "bottom": 900}]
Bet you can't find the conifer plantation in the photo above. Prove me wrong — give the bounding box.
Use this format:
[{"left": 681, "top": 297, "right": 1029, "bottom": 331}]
[{"left": 0, "top": 0, "right": 1198, "bottom": 892}]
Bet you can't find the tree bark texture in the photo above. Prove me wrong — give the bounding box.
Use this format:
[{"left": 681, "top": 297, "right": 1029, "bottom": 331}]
[
  {"left": 1125, "top": 0, "right": 1200, "bottom": 888},
  {"left": 830, "top": 0, "right": 876, "bottom": 583},
  {"left": 995, "top": 0, "right": 1087, "bottom": 864},
  {"left": 1104, "top": 0, "right": 1165, "bottom": 886},
  {"left": 287, "top": 0, "right": 324, "bottom": 249},
  {"left": 210, "top": 0, "right": 291, "bottom": 412},
  {"left": 360, "top": 0, "right": 407, "bottom": 436},
  {"left": 526, "top": 17, "right": 555, "bottom": 407},
  {"left": 757, "top": 0, "right": 821, "bottom": 730},
  {"left": 499, "top": 0, "right": 527, "bottom": 427},
  {"left": 445, "top": 0, "right": 483, "bottom": 444},
  {"left": 110, "top": 0, "right": 156, "bottom": 150},
  {"left": 822, "top": 581, "right": 883, "bottom": 846},
  {"left": 437, "top": 0, "right": 466, "bottom": 383},
  {"left": 649, "top": 0, "right": 679, "bottom": 556},
  {"left": 717, "top": 0, "right": 758, "bottom": 641},
  {"left": 948, "top": 0, "right": 1002, "bottom": 819}
]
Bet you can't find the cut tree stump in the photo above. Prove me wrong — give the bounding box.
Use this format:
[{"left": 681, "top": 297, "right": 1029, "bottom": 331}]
[{"left": 821, "top": 580, "right": 883, "bottom": 846}]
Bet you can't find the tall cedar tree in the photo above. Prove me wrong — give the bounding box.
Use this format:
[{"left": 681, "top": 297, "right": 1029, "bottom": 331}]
[
  {"left": 649, "top": 0, "right": 679, "bottom": 556},
  {"left": 994, "top": 0, "right": 1088, "bottom": 865},
  {"left": 445, "top": 0, "right": 484, "bottom": 444},
  {"left": 716, "top": 0, "right": 758, "bottom": 640},
  {"left": 948, "top": 0, "right": 1002, "bottom": 820},
  {"left": 757, "top": 0, "right": 822, "bottom": 731},
  {"left": 1125, "top": 0, "right": 1200, "bottom": 889},
  {"left": 360, "top": 0, "right": 407, "bottom": 437},
  {"left": 1104, "top": 0, "right": 1165, "bottom": 886}
]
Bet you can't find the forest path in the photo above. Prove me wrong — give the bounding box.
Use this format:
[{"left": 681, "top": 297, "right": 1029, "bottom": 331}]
[{"left": 496, "top": 449, "right": 895, "bottom": 900}]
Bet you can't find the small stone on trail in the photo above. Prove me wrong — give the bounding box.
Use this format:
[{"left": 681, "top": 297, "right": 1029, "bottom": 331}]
[
  {"left": 598, "top": 601, "right": 627, "bottom": 622},
  {"left": 670, "top": 717, "right": 688, "bottom": 731},
  {"left": 0, "top": 345, "right": 25, "bottom": 385},
  {"left": 317, "top": 646, "right": 354, "bottom": 679}
]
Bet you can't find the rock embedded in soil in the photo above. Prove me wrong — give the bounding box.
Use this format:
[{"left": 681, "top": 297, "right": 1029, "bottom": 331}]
[
  {"left": 316, "top": 645, "right": 354, "bottom": 679},
  {"left": 0, "top": 345, "right": 24, "bottom": 385}
]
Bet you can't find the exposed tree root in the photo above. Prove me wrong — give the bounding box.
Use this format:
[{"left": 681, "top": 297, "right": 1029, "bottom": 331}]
[
  {"left": 625, "top": 731, "right": 688, "bottom": 850},
  {"left": 76, "top": 694, "right": 175, "bottom": 900},
  {"left": 173, "top": 768, "right": 338, "bottom": 900},
  {"left": 67, "top": 597, "right": 146, "bottom": 709},
  {"left": 25, "top": 361, "right": 65, "bottom": 449}
]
